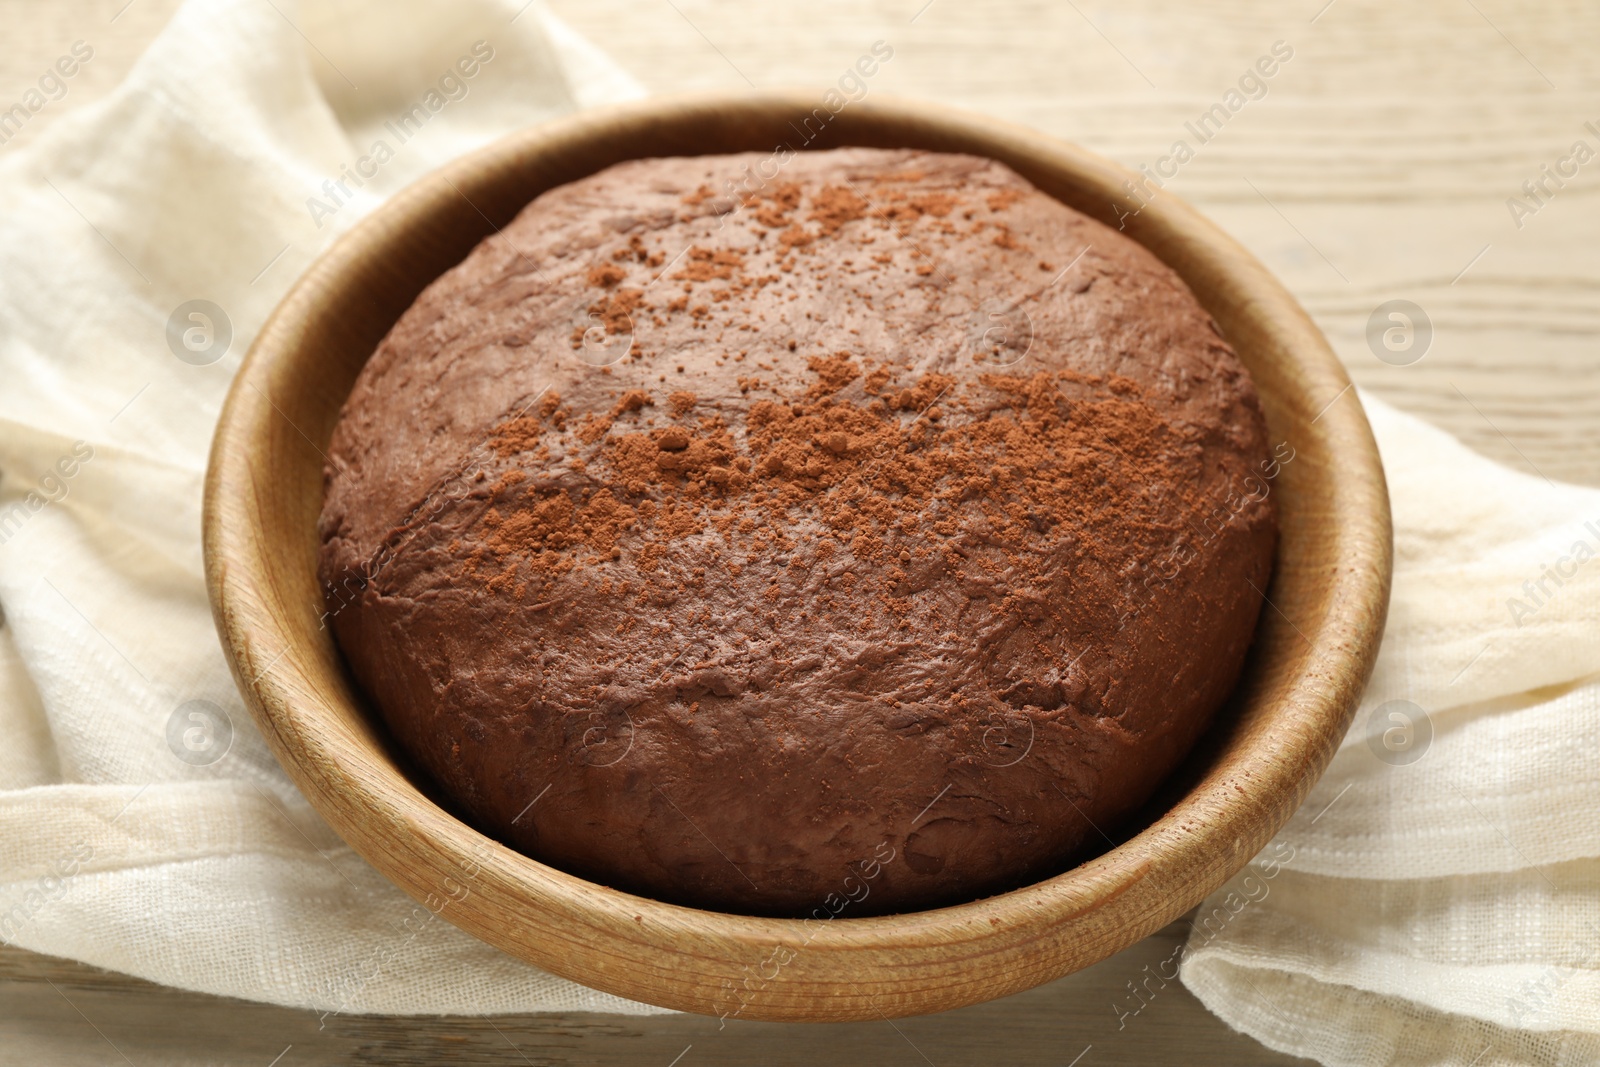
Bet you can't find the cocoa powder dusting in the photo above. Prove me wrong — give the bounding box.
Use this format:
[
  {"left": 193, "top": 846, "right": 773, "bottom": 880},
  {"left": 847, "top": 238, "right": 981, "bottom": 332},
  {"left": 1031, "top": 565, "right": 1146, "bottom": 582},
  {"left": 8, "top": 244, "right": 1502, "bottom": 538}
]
[{"left": 473, "top": 357, "right": 1183, "bottom": 627}]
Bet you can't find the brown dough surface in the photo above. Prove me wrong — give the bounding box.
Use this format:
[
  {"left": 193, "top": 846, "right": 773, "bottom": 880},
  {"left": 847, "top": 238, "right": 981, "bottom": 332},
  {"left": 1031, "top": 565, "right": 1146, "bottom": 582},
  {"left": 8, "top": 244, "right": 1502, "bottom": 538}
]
[{"left": 318, "top": 147, "right": 1277, "bottom": 917}]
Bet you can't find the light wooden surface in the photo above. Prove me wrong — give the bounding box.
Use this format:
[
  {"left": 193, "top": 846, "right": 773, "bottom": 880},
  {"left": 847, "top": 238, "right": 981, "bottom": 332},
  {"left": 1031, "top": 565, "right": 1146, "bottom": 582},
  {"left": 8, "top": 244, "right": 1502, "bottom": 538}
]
[
  {"left": 204, "top": 90, "right": 1389, "bottom": 1022},
  {"left": 3, "top": 0, "right": 1593, "bottom": 1063}
]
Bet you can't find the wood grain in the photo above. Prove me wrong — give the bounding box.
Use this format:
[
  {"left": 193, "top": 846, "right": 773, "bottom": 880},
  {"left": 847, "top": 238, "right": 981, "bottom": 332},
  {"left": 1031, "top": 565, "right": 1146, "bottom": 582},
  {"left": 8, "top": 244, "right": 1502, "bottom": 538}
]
[{"left": 201, "top": 92, "right": 1389, "bottom": 1022}]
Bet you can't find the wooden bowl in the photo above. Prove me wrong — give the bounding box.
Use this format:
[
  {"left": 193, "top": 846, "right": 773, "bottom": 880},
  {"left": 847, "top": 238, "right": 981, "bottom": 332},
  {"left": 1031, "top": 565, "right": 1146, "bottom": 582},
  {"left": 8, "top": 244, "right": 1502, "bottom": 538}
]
[{"left": 203, "top": 92, "right": 1391, "bottom": 1022}]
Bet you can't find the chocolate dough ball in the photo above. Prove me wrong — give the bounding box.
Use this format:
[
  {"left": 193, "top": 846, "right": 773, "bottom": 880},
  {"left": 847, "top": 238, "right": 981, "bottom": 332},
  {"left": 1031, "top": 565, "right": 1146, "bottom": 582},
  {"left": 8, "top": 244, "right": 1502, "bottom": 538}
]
[{"left": 318, "top": 147, "right": 1276, "bottom": 917}]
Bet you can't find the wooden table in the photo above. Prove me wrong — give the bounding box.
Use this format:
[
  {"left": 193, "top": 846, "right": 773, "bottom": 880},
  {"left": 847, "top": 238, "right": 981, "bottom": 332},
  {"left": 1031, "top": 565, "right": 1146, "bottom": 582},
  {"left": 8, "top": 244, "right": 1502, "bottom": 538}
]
[{"left": 3, "top": 0, "right": 1594, "bottom": 1062}]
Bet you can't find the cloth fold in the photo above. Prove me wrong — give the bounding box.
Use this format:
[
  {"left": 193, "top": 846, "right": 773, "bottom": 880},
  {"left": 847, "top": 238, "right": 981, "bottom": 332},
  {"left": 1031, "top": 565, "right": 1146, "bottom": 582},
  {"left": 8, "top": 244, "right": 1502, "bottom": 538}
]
[
  {"left": 1181, "top": 400, "right": 1600, "bottom": 1065},
  {"left": 0, "top": 0, "right": 664, "bottom": 1016}
]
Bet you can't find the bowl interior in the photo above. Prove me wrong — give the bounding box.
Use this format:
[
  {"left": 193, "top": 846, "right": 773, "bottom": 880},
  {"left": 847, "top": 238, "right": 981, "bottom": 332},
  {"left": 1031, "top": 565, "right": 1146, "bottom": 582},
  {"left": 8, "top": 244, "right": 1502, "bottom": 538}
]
[{"left": 204, "top": 92, "right": 1390, "bottom": 1022}]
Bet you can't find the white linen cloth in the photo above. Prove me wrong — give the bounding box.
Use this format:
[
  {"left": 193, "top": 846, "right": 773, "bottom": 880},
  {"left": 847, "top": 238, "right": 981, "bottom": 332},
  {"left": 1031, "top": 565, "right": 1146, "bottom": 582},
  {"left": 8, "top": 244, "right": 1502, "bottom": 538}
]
[
  {"left": 2, "top": 0, "right": 1597, "bottom": 1049},
  {"left": 1181, "top": 402, "right": 1600, "bottom": 1065},
  {"left": 0, "top": 0, "right": 666, "bottom": 1015}
]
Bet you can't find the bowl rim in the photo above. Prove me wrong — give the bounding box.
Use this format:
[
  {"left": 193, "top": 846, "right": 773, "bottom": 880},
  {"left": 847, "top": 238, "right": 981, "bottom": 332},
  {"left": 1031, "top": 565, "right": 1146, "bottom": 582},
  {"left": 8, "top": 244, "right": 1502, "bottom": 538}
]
[{"left": 203, "top": 89, "right": 1391, "bottom": 1022}]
